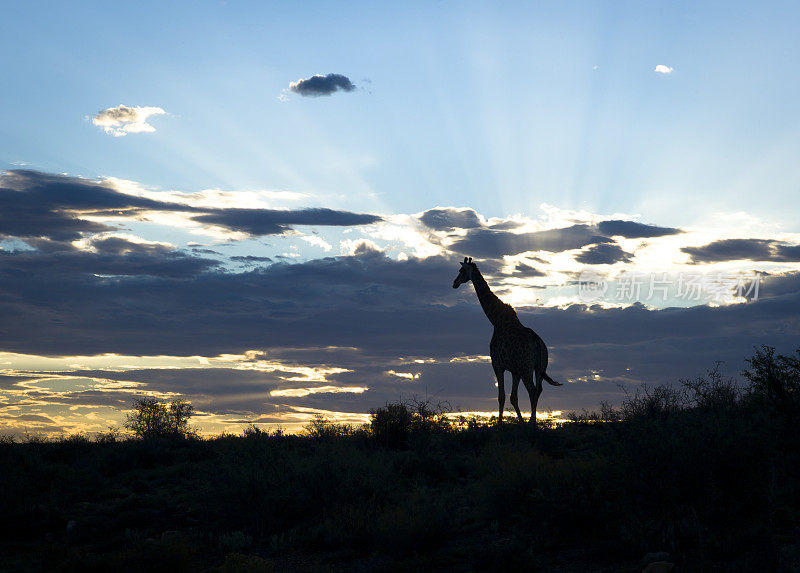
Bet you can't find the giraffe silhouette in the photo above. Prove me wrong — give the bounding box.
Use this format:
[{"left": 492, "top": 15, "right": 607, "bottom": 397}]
[{"left": 453, "top": 257, "right": 561, "bottom": 423}]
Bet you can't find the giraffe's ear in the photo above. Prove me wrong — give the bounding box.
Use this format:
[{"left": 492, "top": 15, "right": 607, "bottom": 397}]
[
  {"left": 468, "top": 257, "right": 472, "bottom": 263},
  {"left": 463, "top": 257, "right": 468, "bottom": 263}
]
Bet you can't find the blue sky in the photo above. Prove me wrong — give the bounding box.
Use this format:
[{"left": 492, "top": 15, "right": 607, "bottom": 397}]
[
  {"left": 1, "top": 1, "right": 800, "bottom": 435},
  {"left": 4, "top": 1, "right": 799, "bottom": 222}
]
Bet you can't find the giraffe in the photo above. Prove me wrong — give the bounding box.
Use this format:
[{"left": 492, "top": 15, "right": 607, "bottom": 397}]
[{"left": 453, "top": 257, "right": 561, "bottom": 424}]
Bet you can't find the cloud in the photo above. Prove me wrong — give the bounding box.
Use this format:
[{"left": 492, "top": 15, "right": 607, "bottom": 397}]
[
  {"left": 4, "top": 255, "right": 799, "bottom": 429},
  {"left": 419, "top": 208, "right": 482, "bottom": 231},
  {"left": 451, "top": 225, "right": 612, "bottom": 258},
  {"left": 0, "top": 170, "right": 176, "bottom": 241},
  {"left": 300, "top": 235, "right": 333, "bottom": 251},
  {"left": 4, "top": 169, "right": 800, "bottom": 435},
  {"left": 230, "top": 255, "right": 273, "bottom": 265},
  {"left": 289, "top": 73, "right": 356, "bottom": 97},
  {"left": 597, "top": 220, "right": 682, "bottom": 239},
  {"left": 3, "top": 223, "right": 800, "bottom": 434},
  {"left": 88, "top": 236, "right": 176, "bottom": 256},
  {"left": 448, "top": 220, "right": 683, "bottom": 260},
  {"left": 0, "top": 170, "right": 382, "bottom": 241},
  {"left": 575, "top": 243, "right": 633, "bottom": 265},
  {"left": 92, "top": 105, "right": 166, "bottom": 136},
  {"left": 192, "top": 208, "right": 382, "bottom": 236},
  {"left": 513, "top": 262, "right": 547, "bottom": 277},
  {"left": 654, "top": 64, "right": 673, "bottom": 74},
  {"left": 682, "top": 238, "right": 800, "bottom": 263},
  {"left": 489, "top": 220, "right": 524, "bottom": 231},
  {"left": 0, "top": 239, "right": 219, "bottom": 278}
]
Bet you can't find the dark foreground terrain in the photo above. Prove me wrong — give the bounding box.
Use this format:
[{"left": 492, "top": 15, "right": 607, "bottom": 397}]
[{"left": 2, "top": 360, "right": 799, "bottom": 572}]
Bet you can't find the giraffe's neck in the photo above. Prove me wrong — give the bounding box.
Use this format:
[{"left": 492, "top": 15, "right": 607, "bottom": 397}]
[{"left": 471, "top": 268, "right": 518, "bottom": 328}]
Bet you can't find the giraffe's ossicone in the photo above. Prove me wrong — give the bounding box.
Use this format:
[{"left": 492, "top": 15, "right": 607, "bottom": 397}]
[{"left": 453, "top": 257, "right": 561, "bottom": 424}]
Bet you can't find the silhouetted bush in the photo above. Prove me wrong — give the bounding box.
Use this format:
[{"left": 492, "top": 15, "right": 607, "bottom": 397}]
[
  {"left": 217, "top": 552, "right": 275, "bottom": 573},
  {"left": 620, "top": 382, "right": 685, "bottom": 421},
  {"left": 566, "top": 400, "right": 620, "bottom": 424},
  {"left": 303, "top": 414, "right": 355, "bottom": 440},
  {"left": 241, "top": 424, "right": 266, "bottom": 438},
  {"left": 369, "top": 397, "right": 451, "bottom": 449},
  {"left": 744, "top": 345, "right": 800, "bottom": 420},
  {"left": 94, "top": 426, "right": 122, "bottom": 444},
  {"left": 370, "top": 401, "right": 413, "bottom": 449},
  {"left": 4, "top": 350, "right": 800, "bottom": 571},
  {"left": 681, "top": 362, "right": 742, "bottom": 412},
  {"left": 124, "top": 397, "right": 196, "bottom": 439}
]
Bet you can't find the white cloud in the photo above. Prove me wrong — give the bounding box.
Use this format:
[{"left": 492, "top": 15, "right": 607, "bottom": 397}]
[
  {"left": 300, "top": 235, "right": 333, "bottom": 251},
  {"left": 92, "top": 105, "right": 166, "bottom": 137},
  {"left": 385, "top": 370, "right": 420, "bottom": 380},
  {"left": 103, "top": 176, "right": 309, "bottom": 209},
  {"left": 340, "top": 238, "right": 383, "bottom": 256},
  {"left": 654, "top": 64, "right": 673, "bottom": 74}
]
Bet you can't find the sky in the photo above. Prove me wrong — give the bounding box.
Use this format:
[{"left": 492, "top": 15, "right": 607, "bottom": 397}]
[{"left": 1, "top": 1, "right": 800, "bottom": 436}]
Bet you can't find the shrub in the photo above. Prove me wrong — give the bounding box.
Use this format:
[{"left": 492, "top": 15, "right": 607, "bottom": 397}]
[
  {"left": 95, "top": 426, "right": 122, "bottom": 443},
  {"left": 124, "top": 397, "right": 196, "bottom": 439},
  {"left": 369, "top": 398, "right": 451, "bottom": 449},
  {"left": 743, "top": 345, "right": 800, "bottom": 419},
  {"left": 218, "top": 553, "right": 275, "bottom": 573},
  {"left": 566, "top": 401, "right": 620, "bottom": 424},
  {"left": 303, "top": 414, "right": 354, "bottom": 439},
  {"left": 217, "top": 530, "right": 253, "bottom": 554},
  {"left": 619, "top": 383, "right": 684, "bottom": 421},
  {"left": 370, "top": 402, "right": 413, "bottom": 449},
  {"left": 242, "top": 424, "right": 266, "bottom": 438},
  {"left": 680, "top": 362, "right": 742, "bottom": 412}
]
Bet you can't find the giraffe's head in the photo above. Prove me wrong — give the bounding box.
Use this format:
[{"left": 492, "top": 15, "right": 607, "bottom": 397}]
[{"left": 453, "top": 257, "right": 477, "bottom": 288}]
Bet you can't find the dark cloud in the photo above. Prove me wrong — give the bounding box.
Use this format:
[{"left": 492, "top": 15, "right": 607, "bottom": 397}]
[
  {"left": 0, "top": 171, "right": 140, "bottom": 241},
  {"left": 489, "top": 220, "right": 524, "bottom": 231},
  {"left": 15, "top": 414, "right": 56, "bottom": 423},
  {"left": 192, "top": 208, "right": 381, "bottom": 236},
  {"left": 289, "top": 73, "right": 356, "bottom": 97},
  {"left": 682, "top": 239, "right": 800, "bottom": 263},
  {"left": 1, "top": 239, "right": 796, "bottom": 360},
  {"left": 575, "top": 243, "right": 633, "bottom": 265},
  {"left": 2, "top": 242, "right": 799, "bottom": 423},
  {"left": 419, "top": 208, "right": 482, "bottom": 231},
  {"left": 0, "top": 239, "right": 219, "bottom": 278},
  {"left": 0, "top": 374, "right": 37, "bottom": 389},
  {"left": 2, "top": 170, "right": 798, "bottom": 429},
  {"left": 0, "top": 170, "right": 383, "bottom": 241},
  {"left": 0, "top": 170, "right": 198, "bottom": 242},
  {"left": 91, "top": 237, "right": 172, "bottom": 256},
  {"left": 513, "top": 263, "right": 546, "bottom": 277},
  {"left": 231, "top": 255, "right": 273, "bottom": 264},
  {"left": 448, "top": 219, "right": 681, "bottom": 261},
  {"left": 451, "top": 225, "right": 611, "bottom": 258},
  {"left": 597, "top": 220, "right": 682, "bottom": 238}
]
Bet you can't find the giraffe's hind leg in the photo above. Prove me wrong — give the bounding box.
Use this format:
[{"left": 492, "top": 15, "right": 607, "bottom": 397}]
[
  {"left": 522, "top": 372, "right": 543, "bottom": 424},
  {"left": 510, "top": 373, "right": 524, "bottom": 423}
]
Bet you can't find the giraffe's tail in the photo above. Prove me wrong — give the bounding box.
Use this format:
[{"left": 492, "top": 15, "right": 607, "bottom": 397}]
[{"left": 542, "top": 371, "right": 562, "bottom": 386}]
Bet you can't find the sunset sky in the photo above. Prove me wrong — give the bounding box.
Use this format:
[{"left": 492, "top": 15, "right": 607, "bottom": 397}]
[{"left": 2, "top": 1, "right": 800, "bottom": 436}]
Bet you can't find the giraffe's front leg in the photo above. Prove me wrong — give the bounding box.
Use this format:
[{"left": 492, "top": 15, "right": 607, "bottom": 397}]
[{"left": 494, "top": 367, "right": 505, "bottom": 424}]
